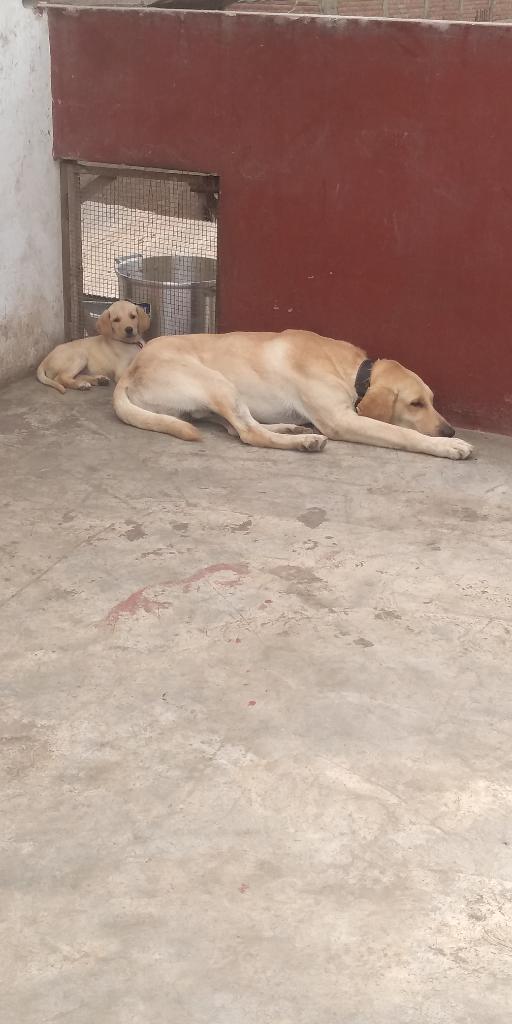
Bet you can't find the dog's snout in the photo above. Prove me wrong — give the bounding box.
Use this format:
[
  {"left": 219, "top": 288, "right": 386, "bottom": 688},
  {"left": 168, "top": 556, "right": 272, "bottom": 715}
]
[
  {"left": 125, "top": 326, "right": 134, "bottom": 336},
  {"left": 439, "top": 422, "right": 455, "bottom": 438}
]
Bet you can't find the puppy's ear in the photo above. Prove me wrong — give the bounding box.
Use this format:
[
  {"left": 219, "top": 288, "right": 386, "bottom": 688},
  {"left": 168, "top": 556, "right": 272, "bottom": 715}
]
[
  {"left": 136, "top": 306, "right": 151, "bottom": 335},
  {"left": 357, "top": 385, "right": 396, "bottom": 423},
  {"left": 97, "top": 309, "right": 111, "bottom": 337}
]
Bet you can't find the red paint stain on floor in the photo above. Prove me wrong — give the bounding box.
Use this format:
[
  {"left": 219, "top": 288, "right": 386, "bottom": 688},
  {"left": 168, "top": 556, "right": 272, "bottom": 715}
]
[
  {"left": 239, "top": 883, "right": 249, "bottom": 894},
  {"left": 104, "top": 587, "right": 168, "bottom": 628},
  {"left": 247, "top": 700, "right": 257, "bottom": 706},
  {"left": 181, "top": 563, "right": 249, "bottom": 591},
  {"left": 102, "top": 563, "right": 249, "bottom": 627}
]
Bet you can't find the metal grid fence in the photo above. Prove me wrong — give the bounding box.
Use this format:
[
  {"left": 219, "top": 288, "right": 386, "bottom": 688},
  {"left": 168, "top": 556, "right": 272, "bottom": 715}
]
[
  {"left": 44, "top": 0, "right": 512, "bottom": 16},
  {"left": 226, "top": 0, "right": 512, "bottom": 20},
  {"left": 62, "top": 164, "right": 218, "bottom": 341}
]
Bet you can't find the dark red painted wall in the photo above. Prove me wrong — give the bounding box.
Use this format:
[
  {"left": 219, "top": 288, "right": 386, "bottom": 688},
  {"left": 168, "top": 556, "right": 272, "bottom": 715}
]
[{"left": 49, "top": 9, "right": 512, "bottom": 433}]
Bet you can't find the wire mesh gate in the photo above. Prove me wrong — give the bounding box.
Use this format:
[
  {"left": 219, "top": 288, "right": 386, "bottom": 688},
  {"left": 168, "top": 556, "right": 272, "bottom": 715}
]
[{"left": 61, "top": 162, "right": 219, "bottom": 341}]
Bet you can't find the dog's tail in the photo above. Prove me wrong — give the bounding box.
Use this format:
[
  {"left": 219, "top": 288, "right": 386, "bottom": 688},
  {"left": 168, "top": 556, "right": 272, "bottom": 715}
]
[
  {"left": 36, "top": 362, "right": 66, "bottom": 394},
  {"left": 113, "top": 377, "right": 201, "bottom": 442}
]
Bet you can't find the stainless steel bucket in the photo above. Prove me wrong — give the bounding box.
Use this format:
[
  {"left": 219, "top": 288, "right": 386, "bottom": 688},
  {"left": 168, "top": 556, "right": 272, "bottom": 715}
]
[{"left": 115, "top": 254, "right": 217, "bottom": 338}]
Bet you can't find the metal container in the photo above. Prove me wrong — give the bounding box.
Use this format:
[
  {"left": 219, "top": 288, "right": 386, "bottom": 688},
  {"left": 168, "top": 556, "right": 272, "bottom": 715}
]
[
  {"left": 82, "top": 298, "right": 111, "bottom": 337},
  {"left": 115, "top": 254, "right": 217, "bottom": 338}
]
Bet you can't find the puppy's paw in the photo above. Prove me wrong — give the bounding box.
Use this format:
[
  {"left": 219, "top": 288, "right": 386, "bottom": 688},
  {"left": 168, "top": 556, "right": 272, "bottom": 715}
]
[
  {"left": 77, "top": 381, "right": 92, "bottom": 390},
  {"left": 96, "top": 376, "right": 111, "bottom": 386}
]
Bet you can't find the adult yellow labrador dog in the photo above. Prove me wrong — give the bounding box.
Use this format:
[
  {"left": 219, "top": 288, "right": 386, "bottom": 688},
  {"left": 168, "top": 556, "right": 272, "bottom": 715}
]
[
  {"left": 113, "top": 330, "right": 472, "bottom": 460},
  {"left": 37, "top": 300, "right": 150, "bottom": 394}
]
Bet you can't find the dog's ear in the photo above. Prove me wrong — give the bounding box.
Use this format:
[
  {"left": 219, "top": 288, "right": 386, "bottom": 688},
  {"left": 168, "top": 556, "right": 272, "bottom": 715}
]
[
  {"left": 357, "top": 385, "right": 396, "bottom": 423},
  {"left": 97, "top": 309, "right": 111, "bottom": 337},
  {"left": 136, "top": 306, "right": 151, "bottom": 335}
]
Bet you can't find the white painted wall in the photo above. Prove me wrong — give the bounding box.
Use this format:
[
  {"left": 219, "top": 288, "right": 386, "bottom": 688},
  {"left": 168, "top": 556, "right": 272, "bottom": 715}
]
[{"left": 0, "top": 0, "right": 63, "bottom": 385}]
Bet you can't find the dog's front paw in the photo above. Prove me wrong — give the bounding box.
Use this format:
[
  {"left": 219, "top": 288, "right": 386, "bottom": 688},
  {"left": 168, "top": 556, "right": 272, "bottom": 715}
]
[
  {"left": 77, "top": 381, "right": 92, "bottom": 390},
  {"left": 434, "top": 437, "right": 473, "bottom": 460},
  {"left": 96, "top": 376, "right": 111, "bottom": 386}
]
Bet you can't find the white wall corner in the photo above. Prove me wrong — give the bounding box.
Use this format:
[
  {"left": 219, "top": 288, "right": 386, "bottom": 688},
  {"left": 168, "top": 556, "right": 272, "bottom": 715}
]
[{"left": 0, "top": 0, "right": 63, "bottom": 386}]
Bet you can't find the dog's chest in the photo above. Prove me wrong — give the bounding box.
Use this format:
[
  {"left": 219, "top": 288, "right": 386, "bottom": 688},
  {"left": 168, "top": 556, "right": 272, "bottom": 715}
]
[{"left": 89, "top": 341, "right": 138, "bottom": 379}]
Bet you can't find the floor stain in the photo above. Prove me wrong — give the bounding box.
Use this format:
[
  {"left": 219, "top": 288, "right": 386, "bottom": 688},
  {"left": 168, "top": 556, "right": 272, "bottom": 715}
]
[
  {"left": 102, "top": 563, "right": 249, "bottom": 627},
  {"left": 170, "top": 522, "right": 189, "bottom": 534},
  {"left": 181, "top": 563, "right": 249, "bottom": 591},
  {"left": 124, "top": 524, "right": 146, "bottom": 541},
  {"left": 455, "top": 507, "right": 489, "bottom": 522},
  {"left": 104, "top": 587, "right": 169, "bottom": 628},
  {"left": 297, "top": 507, "right": 327, "bottom": 529},
  {"left": 230, "top": 519, "right": 252, "bottom": 533},
  {"left": 269, "top": 564, "right": 322, "bottom": 586}
]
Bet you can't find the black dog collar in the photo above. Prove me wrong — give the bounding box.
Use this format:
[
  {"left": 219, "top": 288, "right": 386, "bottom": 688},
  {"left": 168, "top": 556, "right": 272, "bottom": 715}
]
[{"left": 354, "top": 359, "right": 374, "bottom": 408}]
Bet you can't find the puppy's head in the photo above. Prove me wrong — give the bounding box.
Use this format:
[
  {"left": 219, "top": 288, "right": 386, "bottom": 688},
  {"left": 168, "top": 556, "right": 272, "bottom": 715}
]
[
  {"left": 97, "top": 301, "right": 151, "bottom": 344},
  {"left": 356, "top": 359, "right": 455, "bottom": 438}
]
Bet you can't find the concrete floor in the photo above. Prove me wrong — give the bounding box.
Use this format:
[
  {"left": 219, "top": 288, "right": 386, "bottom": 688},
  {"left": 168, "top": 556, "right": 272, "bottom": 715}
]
[{"left": 2, "top": 378, "right": 512, "bottom": 1024}]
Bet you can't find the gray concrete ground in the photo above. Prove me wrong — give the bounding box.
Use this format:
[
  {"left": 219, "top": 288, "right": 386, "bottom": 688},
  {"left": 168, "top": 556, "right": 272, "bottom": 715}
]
[{"left": 1, "top": 377, "right": 512, "bottom": 1024}]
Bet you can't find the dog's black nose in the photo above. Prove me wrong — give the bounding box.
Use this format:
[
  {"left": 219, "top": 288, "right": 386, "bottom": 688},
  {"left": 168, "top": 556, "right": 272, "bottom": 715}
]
[
  {"left": 439, "top": 422, "right": 455, "bottom": 438},
  {"left": 125, "top": 326, "right": 134, "bottom": 336}
]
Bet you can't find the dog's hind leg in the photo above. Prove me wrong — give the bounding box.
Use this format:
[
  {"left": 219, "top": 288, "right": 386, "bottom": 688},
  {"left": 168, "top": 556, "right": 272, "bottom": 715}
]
[
  {"left": 54, "top": 374, "right": 96, "bottom": 391},
  {"left": 204, "top": 415, "right": 311, "bottom": 437},
  {"left": 259, "top": 422, "right": 315, "bottom": 434},
  {"left": 75, "top": 374, "right": 111, "bottom": 387},
  {"left": 116, "top": 362, "right": 326, "bottom": 450},
  {"left": 205, "top": 375, "right": 326, "bottom": 452},
  {"left": 201, "top": 413, "right": 239, "bottom": 436}
]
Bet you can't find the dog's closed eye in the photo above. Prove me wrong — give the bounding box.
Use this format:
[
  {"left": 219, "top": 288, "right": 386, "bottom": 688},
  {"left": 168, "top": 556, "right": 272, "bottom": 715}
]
[
  {"left": 113, "top": 317, "right": 121, "bottom": 323},
  {"left": 129, "top": 313, "right": 136, "bottom": 320},
  {"left": 410, "top": 399, "right": 424, "bottom": 408}
]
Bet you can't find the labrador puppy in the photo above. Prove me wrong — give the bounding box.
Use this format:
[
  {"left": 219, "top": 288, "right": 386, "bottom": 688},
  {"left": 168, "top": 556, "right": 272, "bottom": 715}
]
[{"left": 37, "top": 300, "right": 150, "bottom": 394}]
